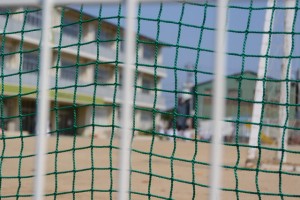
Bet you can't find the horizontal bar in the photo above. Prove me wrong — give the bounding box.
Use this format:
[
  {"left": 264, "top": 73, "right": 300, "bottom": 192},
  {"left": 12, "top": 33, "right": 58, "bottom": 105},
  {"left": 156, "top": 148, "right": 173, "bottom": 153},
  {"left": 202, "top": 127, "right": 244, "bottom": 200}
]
[
  {"left": 0, "top": 0, "right": 284, "bottom": 6},
  {"left": 135, "top": 0, "right": 281, "bottom": 2},
  {"left": 53, "top": 0, "right": 121, "bottom": 5},
  {"left": 0, "top": 0, "right": 121, "bottom": 6},
  {"left": 137, "top": 0, "right": 217, "bottom": 2}
]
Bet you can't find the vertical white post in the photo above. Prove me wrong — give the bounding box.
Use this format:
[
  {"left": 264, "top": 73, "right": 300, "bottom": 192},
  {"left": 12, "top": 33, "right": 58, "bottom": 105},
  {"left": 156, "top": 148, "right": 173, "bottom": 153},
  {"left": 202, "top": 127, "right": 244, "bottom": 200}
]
[
  {"left": 277, "top": 0, "right": 295, "bottom": 162},
  {"left": 118, "top": 0, "right": 137, "bottom": 199},
  {"left": 247, "top": 0, "right": 275, "bottom": 162},
  {"left": 33, "top": 0, "right": 53, "bottom": 199},
  {"left": 209, "top": 0, "right": 228, "bottom": 199}
]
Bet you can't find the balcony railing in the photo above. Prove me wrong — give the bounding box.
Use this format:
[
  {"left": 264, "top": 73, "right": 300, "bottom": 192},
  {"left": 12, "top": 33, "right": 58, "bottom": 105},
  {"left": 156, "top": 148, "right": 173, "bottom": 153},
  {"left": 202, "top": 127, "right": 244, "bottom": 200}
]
[
  {"left": 55, "top": 32, "right": 165, "bottom": 76},
  {"left": 0, "top": 16, "right": 165, "bottom": 76},
  {"left": 1, "top": 68, "right": 165, "bottom": 109},
  {"left": 0, "top": 15, "right": 42, "bottom": 41}
]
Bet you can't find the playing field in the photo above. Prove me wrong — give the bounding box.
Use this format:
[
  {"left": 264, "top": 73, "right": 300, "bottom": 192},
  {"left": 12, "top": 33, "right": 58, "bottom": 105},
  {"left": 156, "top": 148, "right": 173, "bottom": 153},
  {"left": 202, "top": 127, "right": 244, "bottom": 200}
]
[{"left": 0, "top": 136, "right": 299, "bottom": 199}]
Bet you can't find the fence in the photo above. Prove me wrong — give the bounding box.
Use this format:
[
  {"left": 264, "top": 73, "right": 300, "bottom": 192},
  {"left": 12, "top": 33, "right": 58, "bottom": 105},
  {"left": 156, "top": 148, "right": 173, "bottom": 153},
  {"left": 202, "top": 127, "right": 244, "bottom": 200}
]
[{"left": 0, "top": 0, "right": 300, "bottom": 199}]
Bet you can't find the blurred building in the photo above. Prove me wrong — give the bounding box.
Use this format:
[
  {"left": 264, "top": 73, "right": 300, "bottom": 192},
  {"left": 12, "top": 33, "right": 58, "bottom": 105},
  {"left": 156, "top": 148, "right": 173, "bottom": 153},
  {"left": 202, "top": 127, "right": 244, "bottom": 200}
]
[
  {"left": 195, "top": 70, "right": 296, "bottom": 120},
  {"left": 194, "top": 70, "right": 297, "bottom": 141},
  {"left": 0, "top": 7, "right": 166, "bottom": 137}
]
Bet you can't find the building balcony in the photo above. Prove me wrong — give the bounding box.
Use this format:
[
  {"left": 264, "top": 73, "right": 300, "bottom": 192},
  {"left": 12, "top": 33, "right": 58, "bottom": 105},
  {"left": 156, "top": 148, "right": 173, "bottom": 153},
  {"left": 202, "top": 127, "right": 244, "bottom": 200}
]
[
  {"left": 0, "top": 16, "right": 166, "bottom": 77},
  {"left": 0, "top": 15, "right": 41, "bottom": 44},
  {"left": 55, "top": 33, "right": 166, "bottom": 77},
  {"left": 1, "top": 68, "right": 165, "bottom": 110}
]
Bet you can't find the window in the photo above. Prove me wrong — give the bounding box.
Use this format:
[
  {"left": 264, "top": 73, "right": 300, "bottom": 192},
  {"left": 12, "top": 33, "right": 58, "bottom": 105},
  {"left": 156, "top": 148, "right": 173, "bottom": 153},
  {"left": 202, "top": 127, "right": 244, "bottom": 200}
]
[
  {"left": 21, "top": 100, "right": 37, "bottom": 134},
  {"left": 117, "top": 107, "right": 121, "bottom": 120},
  {"left": 203, "top": 88, "right": 212, "bottom": 104},
  {"left": 26, "top": 8, "right": 42, "bottom": 27},
  {"left": 120, "top": 41, "right": 124, "bottom": 52},
  {"left": 0, "top": 100, "right": 8, "bottom": 130},
  {"left": 61, "top": 60, "right": 77, "bottom": 80},
  {"left": 140, "top": 111, "right": 152, "bottom": 122},
  {"left": 99, "top": 28, "right": 114, "bottom": 47},
  {"left": 0, "top": 44, "right": 13, "bottom": 68},
  {"left": 204, "top": 88, "right": 211, "bottom": 94},
  {"left": 0, "top": 8, "right": 9, "bottom": 14},
  {"left": 141, "top": 76, "right": 154, "bottom": 94},
  {"left": 95, "top": 65, "right": 111, "bottom": 83},
  {"left": 23, "top": 51, "right": 39, "bottom": 72},
  {"left": 120, "top": 33, "right": 124, "bottom": 52},
  {"left": 95, "top": 107, "right": 109, "bottom": 125},
  {"left": 143, "top": 44, "right": 155, "bottom": 60},
  {"left": 140, "top": 110, "right": 153, "bottom": 129},
  {"left": 228, "top": 89, "right": 239, "bottom": 98},
  {"left": 63, "top": 17, "right": 79, "bottom": 38},
  {"left": 0, "top": 52, "right": 3, "bottom": 68}
]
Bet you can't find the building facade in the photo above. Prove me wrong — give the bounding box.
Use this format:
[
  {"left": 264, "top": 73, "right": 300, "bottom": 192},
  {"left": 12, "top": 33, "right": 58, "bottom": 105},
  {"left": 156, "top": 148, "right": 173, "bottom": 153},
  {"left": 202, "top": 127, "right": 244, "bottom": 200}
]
[
  {"left": 0, "top": 7, "right": 166, "bottom": 137},
  {"left": 195, "top": 71, "right": 296, "bottom": 120},
  {"left": 194, "top": 71, "right": 299, "bottom": 143},
  {"left": 194, "top": 71, "right": 297, "bottom": 140}
]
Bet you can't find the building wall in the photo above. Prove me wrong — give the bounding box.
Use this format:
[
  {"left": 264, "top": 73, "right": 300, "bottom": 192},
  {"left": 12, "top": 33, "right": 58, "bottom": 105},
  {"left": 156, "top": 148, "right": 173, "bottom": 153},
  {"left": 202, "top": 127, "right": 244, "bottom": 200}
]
[
  {"left": 0, "top": 7, "right": 166, "bottom": 137},
  {"left": 196, "top": 72, "right": 296, "bottom": 121}
]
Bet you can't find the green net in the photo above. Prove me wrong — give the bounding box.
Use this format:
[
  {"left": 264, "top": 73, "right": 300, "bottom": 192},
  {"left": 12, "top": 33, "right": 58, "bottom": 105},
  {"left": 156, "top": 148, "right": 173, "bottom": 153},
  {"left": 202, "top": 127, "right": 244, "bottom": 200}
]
[{"left": 0, "top": 1, "right": 300, "bottom": 199}]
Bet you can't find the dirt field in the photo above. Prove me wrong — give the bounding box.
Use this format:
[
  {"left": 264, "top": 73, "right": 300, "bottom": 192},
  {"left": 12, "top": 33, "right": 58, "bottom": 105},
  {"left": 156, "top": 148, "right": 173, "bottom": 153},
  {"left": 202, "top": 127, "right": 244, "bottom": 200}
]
[{"left": 0, "top": 136, "right": 299, "bottom": 199}]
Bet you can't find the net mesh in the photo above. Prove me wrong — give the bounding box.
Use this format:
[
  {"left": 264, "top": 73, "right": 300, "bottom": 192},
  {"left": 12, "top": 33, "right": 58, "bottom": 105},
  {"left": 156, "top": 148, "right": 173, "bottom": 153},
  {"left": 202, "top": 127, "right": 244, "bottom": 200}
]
[{"left": 0, "top": 1, "right": 300, "bottom": 199}]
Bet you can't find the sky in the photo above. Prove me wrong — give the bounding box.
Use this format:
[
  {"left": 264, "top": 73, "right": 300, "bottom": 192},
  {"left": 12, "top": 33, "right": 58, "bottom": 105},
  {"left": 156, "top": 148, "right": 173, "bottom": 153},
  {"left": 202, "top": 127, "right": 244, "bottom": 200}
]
[{"left": 78, "top": 1, "right": 300, "bottom": 109}]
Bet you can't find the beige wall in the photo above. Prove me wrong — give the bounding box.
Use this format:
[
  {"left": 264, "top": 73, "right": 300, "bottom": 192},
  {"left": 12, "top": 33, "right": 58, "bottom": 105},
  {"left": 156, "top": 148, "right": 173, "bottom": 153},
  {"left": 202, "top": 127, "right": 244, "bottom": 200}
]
[
  {"left": 86, "top": 23, "right": 96, "bottom": 41},
  {"left": 135, "top": 109, "right": 162, "bottom": 132},
  {"left": 2, "top": 7, "right": 163, "bottom": 80},
  {"left": 80, "top": 64, "right": 94, "bottom": 83},
  {"left": 0, "top": 7, "right": 164, "bottom": 137},
  {"left": 79, "top": 105, "right": 114, "bottom": 138},
  {"left": 51, "top": 52, "right": 59, "bottom": 77},
  {"left": 6, "top": 97, "right": 20, "bottom": 132},
  {"left": 0, "top": 38, "right": 19, "bottom": 70}
]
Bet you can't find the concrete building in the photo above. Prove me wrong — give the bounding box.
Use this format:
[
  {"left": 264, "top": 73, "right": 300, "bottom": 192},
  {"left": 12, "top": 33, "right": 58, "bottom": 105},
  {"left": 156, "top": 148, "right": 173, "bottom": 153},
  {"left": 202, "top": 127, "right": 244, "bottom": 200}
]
[
  {"left": 195, "top": 71, "right": 296, "bottom": 120},
  {"left": 194, "top": 71, "right": 297, "bottom": 141},
  {"left": 0, "top": 7, "right": 166, "bottom": 137}
]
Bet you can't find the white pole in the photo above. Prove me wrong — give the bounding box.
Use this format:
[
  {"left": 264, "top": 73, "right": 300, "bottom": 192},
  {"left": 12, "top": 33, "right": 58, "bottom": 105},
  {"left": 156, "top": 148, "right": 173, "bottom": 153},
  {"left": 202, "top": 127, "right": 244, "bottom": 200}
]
[
  {"left": 33, "top": 0, "right": 53, "bottom": 199},
  {"left": 277, "top": 0, "right": 296, "bottom": 162},
  {"left": 209, "top": 0, "right": 228, "bottom": 199},
  {"left": 247, "top": 0, "right": 275, "bottom": 162},
  {"left": 118, "top": 0, "right": 137, "bottom": 199}
]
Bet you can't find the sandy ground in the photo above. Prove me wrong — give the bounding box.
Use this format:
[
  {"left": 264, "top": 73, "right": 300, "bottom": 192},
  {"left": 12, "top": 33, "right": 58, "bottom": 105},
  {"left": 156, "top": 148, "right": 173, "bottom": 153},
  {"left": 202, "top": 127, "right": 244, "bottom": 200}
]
[{"left": 0, "top": 135, "right": 299, "bottom": 200}]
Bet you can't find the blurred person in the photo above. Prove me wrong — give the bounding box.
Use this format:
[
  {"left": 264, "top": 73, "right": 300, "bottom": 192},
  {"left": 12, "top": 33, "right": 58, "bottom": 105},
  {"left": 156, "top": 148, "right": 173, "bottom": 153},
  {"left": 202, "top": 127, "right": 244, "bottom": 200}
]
[{"left": 176, "top": 96, "right": 189, "bottom": 138}]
